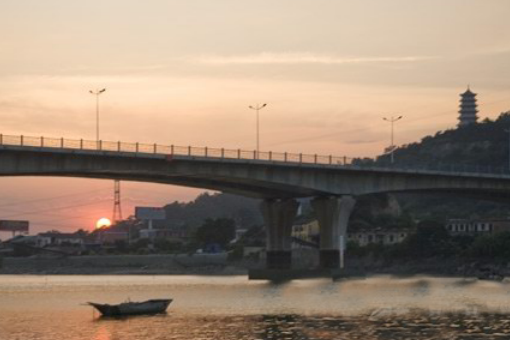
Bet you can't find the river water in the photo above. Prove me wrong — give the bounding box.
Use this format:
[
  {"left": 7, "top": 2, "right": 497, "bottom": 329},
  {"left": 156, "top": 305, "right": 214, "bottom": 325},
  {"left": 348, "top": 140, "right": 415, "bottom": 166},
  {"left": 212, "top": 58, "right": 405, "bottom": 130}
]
[{"left": 2, "top": 275, "right": 510, "bottom": 339}]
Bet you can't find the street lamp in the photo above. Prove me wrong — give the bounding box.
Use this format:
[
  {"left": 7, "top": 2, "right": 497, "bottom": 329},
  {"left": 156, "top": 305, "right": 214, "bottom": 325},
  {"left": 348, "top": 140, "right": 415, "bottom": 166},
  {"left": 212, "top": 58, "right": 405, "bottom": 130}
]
[
  {"left": 383, "top": 115, "right": 403, "bottom": 164},
  {"left": 89, "top": 88, "right": 106, "bottom": 145},
  {"left": 248, "top": 103, "right": 267, "bottom": 158}
]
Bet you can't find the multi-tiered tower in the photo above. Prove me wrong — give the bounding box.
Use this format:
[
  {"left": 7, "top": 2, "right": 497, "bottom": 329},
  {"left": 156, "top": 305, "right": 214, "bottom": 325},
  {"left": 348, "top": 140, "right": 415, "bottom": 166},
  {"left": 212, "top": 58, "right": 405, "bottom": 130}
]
[{"left": 458, "top": 86, "right": 478, "bottom": 127}]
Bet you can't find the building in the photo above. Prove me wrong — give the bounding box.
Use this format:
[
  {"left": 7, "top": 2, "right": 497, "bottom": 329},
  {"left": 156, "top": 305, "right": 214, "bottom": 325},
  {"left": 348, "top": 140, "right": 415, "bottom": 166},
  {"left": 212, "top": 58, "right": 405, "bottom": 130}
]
[
  {"left": 348, "top": 228, "right": 410, "bottom": 246},
  {"left": 99, "top": 231, "right": 129, "bottom": 244},
  {"left": 292, "top": 219, "right": 319, "bottom": 247},
  {"left": 446, "top": 219, "right": 510, "bottom": 236},
  {"left": 139, "top": 226, "right": 190, "bottom": 242},
  {"left": 36, "top": 232, "right": 85, "bottom": 247},
  {"left": 458, "top": 86, "right": 479, "bottom": 127},
  {"left": 291, "top": 219, "right": 409, "bottom": 247}
]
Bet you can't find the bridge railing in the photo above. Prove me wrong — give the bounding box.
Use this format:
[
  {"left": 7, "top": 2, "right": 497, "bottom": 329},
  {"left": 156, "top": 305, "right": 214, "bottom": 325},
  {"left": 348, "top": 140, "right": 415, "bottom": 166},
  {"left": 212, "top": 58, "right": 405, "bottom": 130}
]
[
  {"left": 0, "top": 134, "right": 355, "bottom": 166},
  {"left": 1, "top": 134, "right": 509, "bottom": 176}
]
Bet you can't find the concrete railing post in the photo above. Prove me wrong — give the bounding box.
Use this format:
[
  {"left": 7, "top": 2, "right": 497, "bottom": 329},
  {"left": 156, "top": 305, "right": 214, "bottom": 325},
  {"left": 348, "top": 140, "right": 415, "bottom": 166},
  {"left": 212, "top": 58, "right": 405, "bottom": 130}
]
[
  {"left": 284, "top": 152, "right": 287, "bottom": 162},
  {"left": 171, "top": 145, "right": 174, "bottom": 155},
  {"left": 136, "top": 142, "right": 139, "bottom": 153},
  {"left": 118, "top": 141, "right": 121, "bottom": 152},
  {"left": 299, "top": 153, "right": 302, "bottom": 163},
  {"left": 314, "top": 154, "right": 317, "bottom": 164},
  {"left": 221, "top": 148, "right": 224, "bottom": 158},
  {"left": 205, "top": 147, "right": 208, "bottom": 157},
  {"left": 99, "top": 140, "right": 102, "bottom": 150},
  {"left": 0, "top": 134, "right": 3, "bottom": 145},
  {"left": 188, "top": 146, "right": 191, "bottom": 156},
  {"left": 80, "top": 139, "right": 83, "bottom": 149},
  {"left": 21, "top": 135, "right": 24, "bottom": 146},
  {"left": 154, "top": 143, "right": 157, "bottom": 154},
  {"left": 237, "top": 149, "right": 241, "bottom": 159},
  {"left": 269, "top": 151, "right": 272, "bottom": 161},
  {"left": 40, "top": 136, "right": 44, "bottom": 147},
  {"left": 329, "top": 155, "right": 332, "bottom": 165},
  {"left": 60, "top": 138, "right": 64, "bottom": 148}
]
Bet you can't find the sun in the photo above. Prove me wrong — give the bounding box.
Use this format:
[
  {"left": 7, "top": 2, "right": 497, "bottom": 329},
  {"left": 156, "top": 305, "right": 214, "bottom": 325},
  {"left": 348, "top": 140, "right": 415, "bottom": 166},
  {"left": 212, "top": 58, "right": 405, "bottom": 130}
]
[{"left": 96, "top": 217, "right": 112, "bottom": 229}]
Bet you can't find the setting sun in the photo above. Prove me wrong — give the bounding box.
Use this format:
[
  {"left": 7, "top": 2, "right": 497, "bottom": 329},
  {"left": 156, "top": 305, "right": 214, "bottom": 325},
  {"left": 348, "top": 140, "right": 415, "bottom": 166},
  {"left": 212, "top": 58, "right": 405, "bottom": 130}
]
[{"left": 96, "top": 218, "right": 112, "bottom": 229}]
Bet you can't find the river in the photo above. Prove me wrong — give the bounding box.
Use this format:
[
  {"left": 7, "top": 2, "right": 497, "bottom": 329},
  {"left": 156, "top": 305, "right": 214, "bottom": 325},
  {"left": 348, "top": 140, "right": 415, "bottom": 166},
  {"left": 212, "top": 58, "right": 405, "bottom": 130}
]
[{"left": 2, "top": 275, "right": 510, "bottom": 339}]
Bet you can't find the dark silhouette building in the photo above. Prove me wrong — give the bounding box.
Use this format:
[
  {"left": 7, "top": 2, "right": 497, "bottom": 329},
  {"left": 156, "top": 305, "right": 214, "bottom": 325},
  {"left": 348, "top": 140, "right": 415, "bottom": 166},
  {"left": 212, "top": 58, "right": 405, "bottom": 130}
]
[{"left": 458, "top": 86, "right": 478, "bottom": 127}]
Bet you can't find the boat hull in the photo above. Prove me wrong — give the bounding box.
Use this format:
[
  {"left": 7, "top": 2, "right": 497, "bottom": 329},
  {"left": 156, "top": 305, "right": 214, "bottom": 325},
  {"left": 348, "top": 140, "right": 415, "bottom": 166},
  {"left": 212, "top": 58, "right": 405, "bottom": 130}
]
[{"left": 88, "top": 299, "right": 172, "bottom": 316}]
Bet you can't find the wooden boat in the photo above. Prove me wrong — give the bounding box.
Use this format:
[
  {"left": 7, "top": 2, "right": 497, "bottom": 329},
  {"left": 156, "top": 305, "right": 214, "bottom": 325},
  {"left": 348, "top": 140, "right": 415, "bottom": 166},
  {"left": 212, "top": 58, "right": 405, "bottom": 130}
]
[{"left": 87, "top": 299, "right": 172, "bottom": 316}]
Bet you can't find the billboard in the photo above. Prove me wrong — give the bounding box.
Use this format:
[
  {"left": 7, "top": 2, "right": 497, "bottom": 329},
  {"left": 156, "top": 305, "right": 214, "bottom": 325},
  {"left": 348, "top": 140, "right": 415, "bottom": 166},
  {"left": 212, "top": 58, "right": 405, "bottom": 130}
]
[
  {"left": 135, "top": 207, "right": 166, "bottom": 220},
  {"left": 0, "top": 220, "right": 29, "bottom": 232}
]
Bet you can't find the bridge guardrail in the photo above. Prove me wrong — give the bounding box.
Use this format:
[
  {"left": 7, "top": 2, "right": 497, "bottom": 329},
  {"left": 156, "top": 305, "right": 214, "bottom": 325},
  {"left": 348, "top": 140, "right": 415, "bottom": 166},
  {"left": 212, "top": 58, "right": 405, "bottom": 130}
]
[
  {"left": 0, "top": 134, "right": 509, "bottom": 176},
  {"left": 0, "top": 134, "right": 354, "bottom": 166}
]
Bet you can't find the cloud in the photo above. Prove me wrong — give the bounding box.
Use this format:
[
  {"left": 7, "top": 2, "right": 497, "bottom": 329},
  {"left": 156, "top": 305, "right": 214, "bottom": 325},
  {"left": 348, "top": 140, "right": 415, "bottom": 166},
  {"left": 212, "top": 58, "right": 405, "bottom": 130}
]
[{"left": 194, "top": 53, "right": 438, "bottom": 65}]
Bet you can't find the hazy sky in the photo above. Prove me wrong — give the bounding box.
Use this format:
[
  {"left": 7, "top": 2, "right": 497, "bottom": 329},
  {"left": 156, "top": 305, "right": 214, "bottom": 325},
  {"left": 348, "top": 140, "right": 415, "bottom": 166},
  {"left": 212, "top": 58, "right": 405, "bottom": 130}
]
[{"left": 0, "top": 0, "right": 509, "bottom": 235}]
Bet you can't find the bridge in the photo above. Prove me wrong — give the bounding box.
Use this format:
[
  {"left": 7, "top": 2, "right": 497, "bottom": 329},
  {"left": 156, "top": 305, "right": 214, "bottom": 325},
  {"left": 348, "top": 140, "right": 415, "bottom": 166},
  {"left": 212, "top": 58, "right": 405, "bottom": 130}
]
[{"left": 1, "top": 134, "right": 510, "bottom": 270}]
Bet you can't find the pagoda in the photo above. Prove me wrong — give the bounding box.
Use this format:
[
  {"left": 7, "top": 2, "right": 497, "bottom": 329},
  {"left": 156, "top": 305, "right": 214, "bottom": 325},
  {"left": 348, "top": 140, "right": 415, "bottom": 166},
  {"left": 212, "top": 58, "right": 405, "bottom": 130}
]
[{"left": 458, "top": 86, "right": 478, "bottom": 127}]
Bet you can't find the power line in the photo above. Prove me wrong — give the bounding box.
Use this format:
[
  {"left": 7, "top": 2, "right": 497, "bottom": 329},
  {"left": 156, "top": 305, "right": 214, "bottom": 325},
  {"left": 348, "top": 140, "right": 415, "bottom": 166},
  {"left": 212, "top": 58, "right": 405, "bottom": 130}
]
[
  {"left": 0, "top": 188, "right": 110, "bottom": 209},
  {"left": 0, "top": 198, "right": 111, "bottom": 219}
]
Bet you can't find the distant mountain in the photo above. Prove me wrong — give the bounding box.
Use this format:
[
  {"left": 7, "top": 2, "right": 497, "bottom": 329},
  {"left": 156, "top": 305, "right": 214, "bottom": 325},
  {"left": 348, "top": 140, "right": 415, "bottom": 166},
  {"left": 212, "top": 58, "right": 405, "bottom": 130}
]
[{"left": 153, "top": 192, "right": 262, "bottom": 230}]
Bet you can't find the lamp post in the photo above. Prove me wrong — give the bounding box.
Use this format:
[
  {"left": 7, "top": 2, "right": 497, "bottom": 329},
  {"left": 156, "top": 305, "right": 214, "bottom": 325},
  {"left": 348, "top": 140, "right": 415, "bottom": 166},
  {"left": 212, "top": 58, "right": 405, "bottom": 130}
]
[
  {"left": 248, "top": 103, "right": 267, "bottom": 158},
  {"left": 383, "top": 115, "right": 403, "bottom": 164},
  {"left": 89, "top": 88, "right": 106, "bottom": 146}
]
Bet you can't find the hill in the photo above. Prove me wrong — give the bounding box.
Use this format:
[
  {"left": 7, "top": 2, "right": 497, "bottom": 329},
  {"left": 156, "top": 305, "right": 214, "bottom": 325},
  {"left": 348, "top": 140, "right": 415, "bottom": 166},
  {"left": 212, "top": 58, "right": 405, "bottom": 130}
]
[
  {"left": 362, "top": 111, "right": 510, "bottom": 169},
  {"left": 366, "top": 111, "right": 510, "bottom": 221}
]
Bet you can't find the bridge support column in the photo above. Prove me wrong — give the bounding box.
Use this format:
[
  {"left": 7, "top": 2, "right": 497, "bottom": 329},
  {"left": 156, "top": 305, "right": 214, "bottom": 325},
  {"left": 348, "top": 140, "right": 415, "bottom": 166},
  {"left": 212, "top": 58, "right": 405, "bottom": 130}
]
[
  {"left": 312, "top": 195, "right": 356, "bottom": 269},
  {"left": 260, "top": 198, "right": 300, "bottom": 269}
]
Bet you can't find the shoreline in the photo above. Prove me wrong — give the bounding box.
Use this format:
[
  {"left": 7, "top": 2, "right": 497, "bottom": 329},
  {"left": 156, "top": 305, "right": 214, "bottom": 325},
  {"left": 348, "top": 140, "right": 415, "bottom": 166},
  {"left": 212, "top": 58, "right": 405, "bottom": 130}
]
[{"left": 1, "top": 254, "right": 508, "bottom": 280}]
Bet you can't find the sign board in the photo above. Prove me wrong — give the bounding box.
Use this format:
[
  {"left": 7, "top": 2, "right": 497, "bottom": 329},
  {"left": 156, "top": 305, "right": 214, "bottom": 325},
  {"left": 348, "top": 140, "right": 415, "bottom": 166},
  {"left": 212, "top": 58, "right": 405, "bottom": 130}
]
[
  {"left": 135, "top": 207, "right": 166, "bottom": 220},
  {"left": 0, "top": 220, "right": 29, "bottom": 232}
]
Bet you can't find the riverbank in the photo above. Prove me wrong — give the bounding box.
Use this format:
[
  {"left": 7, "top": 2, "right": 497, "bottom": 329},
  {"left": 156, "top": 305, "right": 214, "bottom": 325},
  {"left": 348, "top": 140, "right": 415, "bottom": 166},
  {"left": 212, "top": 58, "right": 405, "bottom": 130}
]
[
  {"left": 0, "top": 254, "right": 247, "bottom": 275},
  {"left": 1, "top": 254, "right": 508, "bottom": 279}
]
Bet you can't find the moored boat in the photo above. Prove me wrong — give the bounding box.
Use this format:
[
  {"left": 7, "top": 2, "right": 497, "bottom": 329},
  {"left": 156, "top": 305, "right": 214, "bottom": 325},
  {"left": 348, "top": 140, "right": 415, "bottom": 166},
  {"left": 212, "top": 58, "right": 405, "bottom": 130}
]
[{"left": 87, "top": 299, "right": 172, "bottom": 316}]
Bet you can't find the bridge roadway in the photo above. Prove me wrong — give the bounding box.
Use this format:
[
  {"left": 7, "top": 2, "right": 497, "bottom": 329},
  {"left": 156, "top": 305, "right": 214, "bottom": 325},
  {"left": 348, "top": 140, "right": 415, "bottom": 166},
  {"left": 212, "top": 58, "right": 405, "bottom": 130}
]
[{"left": 2, "top": 134, "right": 510, "bottom": 271}]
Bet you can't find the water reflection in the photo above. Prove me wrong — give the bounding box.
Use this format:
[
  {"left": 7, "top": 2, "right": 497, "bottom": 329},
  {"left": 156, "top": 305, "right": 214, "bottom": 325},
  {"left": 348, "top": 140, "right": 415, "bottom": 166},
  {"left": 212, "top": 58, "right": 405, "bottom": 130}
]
[{"left": 3, "top": 275, "right": 510, "bottom": 339}]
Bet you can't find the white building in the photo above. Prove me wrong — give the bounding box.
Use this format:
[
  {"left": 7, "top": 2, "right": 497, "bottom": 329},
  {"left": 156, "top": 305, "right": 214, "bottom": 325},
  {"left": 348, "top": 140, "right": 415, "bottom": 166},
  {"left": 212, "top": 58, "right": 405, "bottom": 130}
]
[{"left": 348, "top": 228, "right": 410, "bottom": 246}]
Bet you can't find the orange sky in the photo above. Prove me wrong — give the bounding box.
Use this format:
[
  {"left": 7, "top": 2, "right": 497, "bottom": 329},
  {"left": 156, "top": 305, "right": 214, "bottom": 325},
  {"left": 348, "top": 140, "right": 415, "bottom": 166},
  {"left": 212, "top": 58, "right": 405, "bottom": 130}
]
[{"left": 0, "top": 0, "right": 509, "bottom": 236}]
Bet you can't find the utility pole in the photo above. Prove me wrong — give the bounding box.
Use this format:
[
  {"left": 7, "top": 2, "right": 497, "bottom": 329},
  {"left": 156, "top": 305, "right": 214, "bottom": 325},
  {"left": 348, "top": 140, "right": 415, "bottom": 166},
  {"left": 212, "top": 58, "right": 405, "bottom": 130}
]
[
  {"left": 248, "top": 103, "right": 267, "bottom": 158},
  {"left": 113, "top": 180, "right": 123, "bottom": 222},
  {"left": 383, "top": 115, "right": 403, "bottom": 164}
]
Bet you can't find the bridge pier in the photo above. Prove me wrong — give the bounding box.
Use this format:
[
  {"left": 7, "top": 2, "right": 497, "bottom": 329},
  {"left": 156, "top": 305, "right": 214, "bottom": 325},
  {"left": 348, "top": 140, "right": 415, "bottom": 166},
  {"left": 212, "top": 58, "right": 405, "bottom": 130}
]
[
  {"left": 260, "top": 198, "right": 300, "bottom": 269},
  {"left": 312, "top": 195, "right": 356, "bottom": 269}
]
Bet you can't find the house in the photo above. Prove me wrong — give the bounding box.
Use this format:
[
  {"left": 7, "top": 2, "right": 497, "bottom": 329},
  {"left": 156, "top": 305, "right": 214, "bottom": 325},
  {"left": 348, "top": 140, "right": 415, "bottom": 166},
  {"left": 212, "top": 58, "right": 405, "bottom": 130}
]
[
  {"left": 99, "top": 231, "right": 129, "bottom": 244},
  {"left": 446, "top": 219, "right": 510, "bottom": 236},
  {"left": 36, "top": 232, "right": 85, "bottom": 247},
  {"left": 348, "top": 228, "right": 410, "bottom": 246},
  {"left": 139, "top": 226, "right": 190, "bottom": 242},
  {"left": 292, "top": 219, "right": 319, "bottom": 246}
]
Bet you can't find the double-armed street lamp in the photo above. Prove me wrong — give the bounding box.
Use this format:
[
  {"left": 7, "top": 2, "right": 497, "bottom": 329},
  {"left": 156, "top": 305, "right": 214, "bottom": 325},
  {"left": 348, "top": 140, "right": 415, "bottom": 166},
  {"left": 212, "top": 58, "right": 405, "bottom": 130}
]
[
  {"left": 248, "top": 103, "right": 267, "bottom": 158},
  {"left": 383, "top": 115, "right": 403, "bottom": 164}
]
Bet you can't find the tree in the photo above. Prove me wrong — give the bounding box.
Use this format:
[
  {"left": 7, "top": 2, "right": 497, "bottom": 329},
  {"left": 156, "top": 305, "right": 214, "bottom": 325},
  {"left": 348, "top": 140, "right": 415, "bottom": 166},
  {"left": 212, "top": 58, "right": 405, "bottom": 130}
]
[
  {"left": 194, "top": 218, "right": 236, "bottom": 249},
  {"left": 397, "top": 220, "right": 454, "bottom": 258}
]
